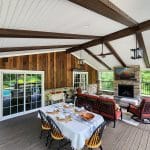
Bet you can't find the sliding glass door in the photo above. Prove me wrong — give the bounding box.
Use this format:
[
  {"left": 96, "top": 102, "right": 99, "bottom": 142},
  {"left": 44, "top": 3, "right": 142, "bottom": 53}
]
[{"left": 0, "top": 70, "right": 44, "bottom": 120}]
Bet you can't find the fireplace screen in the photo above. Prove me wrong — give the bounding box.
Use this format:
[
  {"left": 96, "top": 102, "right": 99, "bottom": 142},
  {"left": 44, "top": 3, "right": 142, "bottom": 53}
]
[{"left": 118, "top": 84, "right": 134, "bottom": 98}]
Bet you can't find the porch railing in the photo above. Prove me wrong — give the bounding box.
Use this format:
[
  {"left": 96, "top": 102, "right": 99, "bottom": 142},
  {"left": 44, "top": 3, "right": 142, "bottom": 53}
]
[
  {"left": 141, "top": 82, "right": 150, "bottom": 96},
  {"left": 101, "top": 81, "right": 114, "bottom": 91}
]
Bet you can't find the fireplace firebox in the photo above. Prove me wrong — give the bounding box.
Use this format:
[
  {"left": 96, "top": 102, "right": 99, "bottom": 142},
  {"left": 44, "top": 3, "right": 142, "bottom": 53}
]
[{"left": 118, "top": 84, "right": 134, "bottom": 98}]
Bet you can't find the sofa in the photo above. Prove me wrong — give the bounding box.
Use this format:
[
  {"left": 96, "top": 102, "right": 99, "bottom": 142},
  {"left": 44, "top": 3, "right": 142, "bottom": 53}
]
[{"left": 76, "top": 93, "right": 122, "bottom": 128}]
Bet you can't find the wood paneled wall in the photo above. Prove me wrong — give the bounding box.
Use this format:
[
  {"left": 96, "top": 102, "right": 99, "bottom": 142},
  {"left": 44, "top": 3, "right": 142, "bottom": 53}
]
[{"left": 0, "top": 51, "right": 97, "bottom": 89}]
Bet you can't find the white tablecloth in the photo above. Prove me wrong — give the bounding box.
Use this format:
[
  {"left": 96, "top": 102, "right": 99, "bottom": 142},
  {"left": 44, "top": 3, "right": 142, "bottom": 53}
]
[{"left": 39, "top": 103, "right": 104, "bottom": 150}]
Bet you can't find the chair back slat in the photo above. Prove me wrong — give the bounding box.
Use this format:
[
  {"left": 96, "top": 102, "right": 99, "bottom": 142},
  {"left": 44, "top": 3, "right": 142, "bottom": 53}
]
[
  {"left": 46, "top": 116, "right": 62, "bottom": 136},
  {"left": 38, "top": 110, "right": 48, "bottom": 126},
  {"left": 87, "top": 121, "right": 106, "bottom": 145}
]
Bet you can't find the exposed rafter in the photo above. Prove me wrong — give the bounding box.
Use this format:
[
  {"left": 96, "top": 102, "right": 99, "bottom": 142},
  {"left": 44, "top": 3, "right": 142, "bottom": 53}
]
[
  {"left": 0, "top": 44, "right": 78, "bottom": 53},
  {"left": 104, "top": 42, "right": 126, "bottom": 67},
  {"left": 68, "top": 1, "right": 150, "bottom": 68},
  {"left": 69, "top": 0, "right": 137, "bottom": 26},
  {"left": 0, "top": 28, "right": 101, "bottom": 39},
  {"left": 84, "top": 48, "right": 111, "bottom": 70},
  {"left": 136, "top": 33, "right": 150, "bottom": 68},
  {"left": 66, "top": 20, "right": 150, "bottom": 53}
]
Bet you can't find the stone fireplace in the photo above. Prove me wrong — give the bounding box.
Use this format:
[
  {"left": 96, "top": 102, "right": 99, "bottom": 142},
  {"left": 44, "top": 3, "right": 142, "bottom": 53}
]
[{"left": 114, "top": 65, "right": 141, "bottom": 98}]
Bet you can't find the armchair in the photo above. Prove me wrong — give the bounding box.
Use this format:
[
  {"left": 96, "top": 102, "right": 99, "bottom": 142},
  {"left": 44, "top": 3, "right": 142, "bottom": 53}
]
[{"left": 127, "top": 98, "right": 150, "bottom": 123}]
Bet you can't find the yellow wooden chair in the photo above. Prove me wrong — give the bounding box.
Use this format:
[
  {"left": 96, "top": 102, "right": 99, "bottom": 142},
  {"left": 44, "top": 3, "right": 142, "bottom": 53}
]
[
  {"left": 85, "top": 121, "right": 106, "bottom": 150},
  {"left": 38, "top": 110, "right": 51, "bottom": 145},
  {"left": 46, "top": 116, "right": 65, "bottom": 149}
]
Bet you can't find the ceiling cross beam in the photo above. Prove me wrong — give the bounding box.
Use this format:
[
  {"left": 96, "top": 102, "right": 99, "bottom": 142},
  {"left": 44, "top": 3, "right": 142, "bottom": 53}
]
[
  {"left": 136, "top": 33, "right": 150, "bottom": 68},
  {"left": 0, "top": 28, "right": 101, "bottom": 39},
  {"left": 104, "top": 42, "right": 126, "bottom": 67},
  {"left": 66, "top": 20, "right": 150, "bottom": 53},
  {"left": 84, "top": 48, "right": 111, "bottom": 70},
  {"left": 0, "top": 44, "right": 78, "bottom": 52}
]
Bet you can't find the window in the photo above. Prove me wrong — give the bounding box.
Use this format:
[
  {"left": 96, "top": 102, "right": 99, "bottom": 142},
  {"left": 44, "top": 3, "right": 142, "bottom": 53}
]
[
  {"left": 141, "top": 70, "right": 150, "bottom": 95},
  {"left": 73, "top": 71, "right": 88, "bottom": 90},
  {"left": 99, "top": 71, "right": 114, "bottom": 91}
]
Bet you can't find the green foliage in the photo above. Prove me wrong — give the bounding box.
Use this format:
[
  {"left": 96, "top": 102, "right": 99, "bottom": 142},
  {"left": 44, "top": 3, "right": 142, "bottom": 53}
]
[
  {"left": 99, "top": 72, "right": 114, "bottom": 91},
  {"left": 100, "top": 72, "right": 114, "bottom": 81},
  {"left": 141, "top": 70, "right": 150, "bottom": 82},
  {"left": 141, "top": 71, "right": 150, "bottom": 95}
]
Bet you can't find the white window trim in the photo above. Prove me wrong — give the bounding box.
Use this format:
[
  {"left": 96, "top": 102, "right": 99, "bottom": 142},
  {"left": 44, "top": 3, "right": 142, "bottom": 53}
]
[{"left": 73, "top": 71, "right": 88, "bottom": 90}]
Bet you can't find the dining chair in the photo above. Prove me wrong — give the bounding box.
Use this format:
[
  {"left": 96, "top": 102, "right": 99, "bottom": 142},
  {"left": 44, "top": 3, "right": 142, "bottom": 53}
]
[
  {"left": 46, "top": 116, "right": 65, "bottom": 149},
  {"left": 85, "top": 121, "right": 106, "bottom": 150},
  {"left": 38, "top": 110, "right": 51, "bottom": 140}
]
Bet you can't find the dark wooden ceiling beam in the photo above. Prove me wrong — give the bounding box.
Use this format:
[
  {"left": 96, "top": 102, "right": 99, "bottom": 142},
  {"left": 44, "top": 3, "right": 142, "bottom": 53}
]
[
  {"left": 67, "top": 20, "right": 150, "bottom": 53},
  {"left": 84, "top": 48, "right": 111, "bottom": 70},
  {"left": 103, "top": 20, "right": 150, "bottom": 42},
  {"left": 0, "top": 28, "right": 101, "bottom": 39},
  {"left": 0, "top": 44, "right": 78, "bottom": 52},
  {"left": 67, "top": 38, "right": 103, "bottom": 53},
  {"left": 69, "top": 0, "right": 137, "bottom": 26},
  {"left": 104, "top": 42, "right": 126, "bottom": 67},
  {"left": 136, "top": 33, "right": 150, "bottom": 68}
]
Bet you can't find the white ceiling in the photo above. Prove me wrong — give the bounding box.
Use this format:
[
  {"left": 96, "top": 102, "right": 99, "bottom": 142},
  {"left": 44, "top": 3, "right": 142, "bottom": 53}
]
[
  {"left": 72, "top": 50, "right": 106, "bottom": 70},
  {"left": 0, "top": 48, "right": 66, "bottom": 58},
  {"left": 87, "top": 44, "right": 122, "bottom": 68},
  {"left": 110, "top": 35, "right": 146, "bottom": 68},
  {"left": 0, "top": 0, "right": 125, "bottom": 35},
  {"left": 0, "top": 38, "right": 90, "bottom": 47},
  {"left": 0, "top": 0, "right": 149, "bottom": 70},
  {"left": 143, "top": 31, "right": 150, "bottom": 62},
  {"left": 111, "top": 0, "right": 150, "bottom": 22}
]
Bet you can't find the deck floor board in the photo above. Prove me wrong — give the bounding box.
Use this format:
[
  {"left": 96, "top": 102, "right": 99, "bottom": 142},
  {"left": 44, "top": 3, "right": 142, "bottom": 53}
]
[{"left": 0, "top": 113, "right": 150, "bottom": 150}]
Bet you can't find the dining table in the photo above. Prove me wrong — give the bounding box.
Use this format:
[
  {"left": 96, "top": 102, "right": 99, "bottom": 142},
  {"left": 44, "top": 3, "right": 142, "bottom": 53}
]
[{"left": 39, "top": 102, "right": 104, "bottom": 150}]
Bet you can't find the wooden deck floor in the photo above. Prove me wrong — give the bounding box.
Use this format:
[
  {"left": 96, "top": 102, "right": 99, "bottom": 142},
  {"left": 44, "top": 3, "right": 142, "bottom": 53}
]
[{"left": 0, "top": 113, "right": 150, "bottom": 150}]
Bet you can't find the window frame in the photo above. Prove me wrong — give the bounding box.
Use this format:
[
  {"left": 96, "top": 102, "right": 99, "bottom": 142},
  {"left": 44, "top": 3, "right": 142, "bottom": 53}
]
[{"left": 73, "top": 71, "right": 88, "bottom": 90}]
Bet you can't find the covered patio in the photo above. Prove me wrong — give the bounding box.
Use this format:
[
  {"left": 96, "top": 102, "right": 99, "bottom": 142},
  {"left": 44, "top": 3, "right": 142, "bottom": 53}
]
[{"left": 0, "top": 0, "right": 150, "bottom": 150}]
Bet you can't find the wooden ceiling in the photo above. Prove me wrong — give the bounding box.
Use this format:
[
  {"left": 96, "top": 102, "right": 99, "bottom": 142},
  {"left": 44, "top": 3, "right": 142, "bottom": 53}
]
[{"left": 0, "top": 0, "right": 149, "bottom": 69}]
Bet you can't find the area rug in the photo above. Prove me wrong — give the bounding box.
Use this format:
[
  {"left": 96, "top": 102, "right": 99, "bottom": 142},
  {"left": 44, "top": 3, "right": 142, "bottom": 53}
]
[{"left": 121, "top": 109, "right": 140, "bottom": 126}]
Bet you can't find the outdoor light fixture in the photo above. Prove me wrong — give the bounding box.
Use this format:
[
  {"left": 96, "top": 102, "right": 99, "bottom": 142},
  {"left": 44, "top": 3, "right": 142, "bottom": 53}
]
[
  {"left": 131, "top": 34, "right": 143, "bottom": 59},
  {"left": 131, "top": 48, "right": 143, "bottom": 59}
]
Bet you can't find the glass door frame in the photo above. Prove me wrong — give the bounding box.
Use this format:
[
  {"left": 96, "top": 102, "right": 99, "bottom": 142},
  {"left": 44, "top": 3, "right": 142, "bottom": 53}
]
[{"left": 0, "top": 69, "right": 44, "bottom": 121}]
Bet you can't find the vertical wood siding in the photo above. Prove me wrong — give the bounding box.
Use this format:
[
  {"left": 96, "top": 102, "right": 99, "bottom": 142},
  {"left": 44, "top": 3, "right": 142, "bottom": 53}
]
[{"left": 0, "top": 52, "right": 97, "bottom": 89}]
